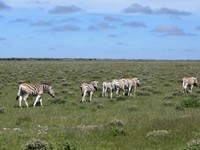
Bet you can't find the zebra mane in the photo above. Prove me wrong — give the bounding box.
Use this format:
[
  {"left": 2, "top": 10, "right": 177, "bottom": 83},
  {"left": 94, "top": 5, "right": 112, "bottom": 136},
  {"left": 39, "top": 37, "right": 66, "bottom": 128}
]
[{"left": 41, "top": 84, "right": 53, "bottom": 92}]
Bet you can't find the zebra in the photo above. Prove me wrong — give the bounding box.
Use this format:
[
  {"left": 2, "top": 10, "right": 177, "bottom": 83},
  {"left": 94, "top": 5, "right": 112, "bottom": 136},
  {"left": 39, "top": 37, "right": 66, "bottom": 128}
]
[
  {"left": 80, "top": 81, "right": 98, "bottom": 102},
  {"left": 182, "top": 77, "right": 197, "bottom": 94},
  {"left": 16, "top": 83, "right": 55, "bottom": 108},
  {"left": 102, "top": 81, "right": 113, "bottom": 99},
  {"left": 127, "top": 78, "right": 140, "bottom": 96},
  {"left": 112, "top": 78, "right": 128, "bottom": 96}
]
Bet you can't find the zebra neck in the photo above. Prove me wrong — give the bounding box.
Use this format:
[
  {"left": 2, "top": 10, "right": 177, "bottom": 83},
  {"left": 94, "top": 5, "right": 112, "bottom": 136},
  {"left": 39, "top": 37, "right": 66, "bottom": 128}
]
[{"left": 42, "top": 84, "right": 49, "bottom": 92}]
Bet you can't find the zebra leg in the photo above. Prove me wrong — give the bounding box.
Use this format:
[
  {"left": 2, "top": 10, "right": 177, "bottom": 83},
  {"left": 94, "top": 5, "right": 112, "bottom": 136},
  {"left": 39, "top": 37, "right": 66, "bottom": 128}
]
[
  {"left": 110, "top": 91, "right": 113, "bottom": 99},
  {"left": 23, "top": 94, "right": 29, "bottom": 108},
  {"left": 102, "top": 88, "right": 105, "bottom": 97},
  {"left": 33, "top": 95, "right": 41, "bottom": 107},
  {"left": 183, "top": 83, "right": 187, "bottom": 94},
  {"left": 116, "top": 88, "right": 119, "bottom": 96},
  {"left": 122, "top": 88, "right": 125, "bottom": 96},
  {"left": 89, "top": 92, "right": 93, "bottom": 102},
  {"left": 133, "top": 86, "right": 136, "bottom": 96},
  {"left": 19, "top": 96, "right": 23, "bottom": 108},
  {"left": 128, "top": 87, "right": 131, "bottom": 96},
  {"left": 190, "top": 85, "right": 193, "bottom": 93},
  {"left": 82, "top": 92, "right": 86, "bottom": 102},
  {"left": 105, "top": 88, "right": 108, "bottom": 97},
  {"left": 39, "top": 98, "right": 43, "bottom": 107}
]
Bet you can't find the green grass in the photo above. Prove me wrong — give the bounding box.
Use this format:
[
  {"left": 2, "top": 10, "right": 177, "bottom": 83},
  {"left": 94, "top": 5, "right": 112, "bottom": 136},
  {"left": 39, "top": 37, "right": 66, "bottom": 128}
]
[{"left": 0, "top": 59, "right": 200, "bottom": 149}]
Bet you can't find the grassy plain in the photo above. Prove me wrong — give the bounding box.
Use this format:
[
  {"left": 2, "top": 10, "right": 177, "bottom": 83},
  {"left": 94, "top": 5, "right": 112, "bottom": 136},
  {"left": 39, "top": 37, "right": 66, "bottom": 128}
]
[{"left": 0, "top": 59, "right": 200, "bottom": 149}]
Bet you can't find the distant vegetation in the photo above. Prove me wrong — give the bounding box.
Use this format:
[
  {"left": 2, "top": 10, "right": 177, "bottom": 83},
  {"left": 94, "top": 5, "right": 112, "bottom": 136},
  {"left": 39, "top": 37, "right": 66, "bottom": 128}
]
[{"left": 0, "top": 60, "right": 200, "bottom": 149}]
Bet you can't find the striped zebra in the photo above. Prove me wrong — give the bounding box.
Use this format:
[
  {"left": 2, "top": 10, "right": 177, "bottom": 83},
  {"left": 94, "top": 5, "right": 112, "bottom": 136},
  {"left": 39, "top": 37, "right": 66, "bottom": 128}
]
[
  {"left": 16, "top": 83, "right": 55, "bottom": 108},
  {"left": 127, "top": 78, "right": 140, "bottom": 96},
  {"left": 182, "top": 77, "right": 197, "bottom": 94},
  {"left": 102, "top": 81, "right": 113, "bottom": 99},
  {"left": 112, "top": 78, "right": 128, "bottom": 96},
  {"left": 80, "top": 81, "right": 98, "bottom": 102}
]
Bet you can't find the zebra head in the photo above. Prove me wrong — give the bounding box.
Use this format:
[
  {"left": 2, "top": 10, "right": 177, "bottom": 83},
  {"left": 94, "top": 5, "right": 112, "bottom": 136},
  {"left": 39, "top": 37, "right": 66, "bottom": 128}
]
[
  {"left": 90, "top": 81, "right": 98, "bottom": 91},
  {"left": 193, "top": 77, "right": 198, "bottom": 87},
  {"left": 47, "top": 85, "right": 55, "bottom": 98},
  {"left": 134, "top": 78, "right": 140, "bottom": 87}
]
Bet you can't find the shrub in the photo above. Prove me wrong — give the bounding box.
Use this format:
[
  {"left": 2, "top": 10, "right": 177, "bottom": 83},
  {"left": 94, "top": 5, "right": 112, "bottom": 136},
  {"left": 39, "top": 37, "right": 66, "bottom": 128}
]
[
  {"left": 111, "top": 128, "right": 128, "bottom": 136},
  {"left": 136, "top": 90, "right": 151, "bottom": 96},
  {"left": 162, "top": 100, "right": 173, "bottom": 107},
  {"left": 62, "top": 82, "right": 70, "bottom": 86},
  {"left": 16, "top": 116, "right": 31, "bottom": 126},
  {"left": 163, "top": 94, "right": 174, "bottom": 100},
  {"left": 59, "top": 140, "right": 78, "bottom": 150},
  {"left": 62, "top": 89, "right": 69, "bottom": 94},
  {"left": 97, "top": 104, "right": 104, "bottom": 109},
  {"left": 22, "top": 138, "right": 53, "bottom": 150},
  {"left": 181, "top": 97, "right": 200, "bottom": 108},
  {"left": 107, "top": 120, "right": 128, "bottom": 136},
  {"left": 116, "top": 96, "right": 127, "bottom": 101},
  {"left": 181, "top": 139, "right": 200, "bottom": 150},
  {"left": 175, "top": 104, "right": 184, "bottom": 111},
  {"left": 49, "top": 96, "right": 66, "bottom": 104},
  {"left": 108, "top": 120, "right": 125, "bottom": 127},
  {"left": 146, "top": 130, "right": 171, "bottom": 143},
  {"left": 128, "top": 105, "right": 138, "bottom": 111}
]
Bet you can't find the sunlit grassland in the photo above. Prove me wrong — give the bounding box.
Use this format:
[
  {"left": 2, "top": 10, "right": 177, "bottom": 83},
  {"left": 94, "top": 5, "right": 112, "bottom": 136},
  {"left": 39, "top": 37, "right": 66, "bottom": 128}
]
[{"left": 0, "top": 60, "right": 200, "bottom": 149}]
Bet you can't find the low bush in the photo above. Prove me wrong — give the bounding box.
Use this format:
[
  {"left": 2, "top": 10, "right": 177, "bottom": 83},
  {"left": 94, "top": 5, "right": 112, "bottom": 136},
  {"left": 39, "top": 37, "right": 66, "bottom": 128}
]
[
  {"left": 116, "top": 96, "right": 127, "bottom": 101},
  {"left": 97, "top": 104, "right": 104, "bottom": 109},
  {"left": 136, "top": 90, "right": 151, "bottom": 96},
  {"left": 175, "top": 104, "right": 184, "bottom": 111},
  {"left": 108, "top": 120, "right": 125, "bottom": 127},
  {"left": 111, "top": 127, "right": 128, "bottom": 136},
  {"left": 146, "top": 130, "right": 171, "bottom": 143},
  {"left": 128, "top": 105, "right": 138, "bottom": 111},
  {"left": 16, "top": 116, "right": 32, "bottom": 126},
  {"left": 59, "top": 140, "right": 78, "bottom": 150},
  {"left": 181, "top": 97, "right": 200, "bottom": 108},
  {"left": 49, "top": 96, "right": 66, "bottom": 104},
  {"left": 181, "top": 139, "right": 200, "bottom": 150},
  {"left": 22, "top": 138, "right": 53, "bottom": 150},
  {"left": 162, "top": 100, "right": 173, "bottom": 107}
]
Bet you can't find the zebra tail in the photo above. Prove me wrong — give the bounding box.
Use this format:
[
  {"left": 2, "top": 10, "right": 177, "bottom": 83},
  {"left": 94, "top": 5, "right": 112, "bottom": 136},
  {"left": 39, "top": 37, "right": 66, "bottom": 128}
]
[{"left": 16, "top": 85, "right": 22, "bottom": 100}]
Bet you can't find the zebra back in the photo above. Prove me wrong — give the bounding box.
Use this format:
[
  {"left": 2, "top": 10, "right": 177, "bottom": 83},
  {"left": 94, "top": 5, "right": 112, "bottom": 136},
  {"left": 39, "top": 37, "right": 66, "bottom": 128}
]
[{"left": 81, "top": 81, "right": 98, "bottom": 93}]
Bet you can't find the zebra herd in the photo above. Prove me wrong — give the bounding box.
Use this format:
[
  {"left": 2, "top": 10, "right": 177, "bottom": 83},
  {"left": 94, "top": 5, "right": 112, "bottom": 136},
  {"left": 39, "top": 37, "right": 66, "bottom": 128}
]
[
  {"left": 102, "top": 78, "right": 140, "bottom": 99},
  {"left": 16, "top": 76, "right": 197, "bottom": 108}
]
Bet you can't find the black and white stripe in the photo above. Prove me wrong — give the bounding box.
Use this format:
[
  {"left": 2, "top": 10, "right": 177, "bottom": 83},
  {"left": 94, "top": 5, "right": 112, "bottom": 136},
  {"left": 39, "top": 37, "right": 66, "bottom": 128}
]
[
  {"left": 80, "top": 81, "right": 98, "bottom": 102},
  {"left": 16, "top": 83, "right": 55, "bottom": 108},
  {"left": 102, "top": 81, "right": 113, "bottom": 99},
  {"left": 182, "top": 77, "right": 197, "bottom": 93},
  {"left": 112, "top": 78, "right": 128, "bottom": 96},
  {"left": 127, "top": 78, "right": 140, "bottom": 96}
]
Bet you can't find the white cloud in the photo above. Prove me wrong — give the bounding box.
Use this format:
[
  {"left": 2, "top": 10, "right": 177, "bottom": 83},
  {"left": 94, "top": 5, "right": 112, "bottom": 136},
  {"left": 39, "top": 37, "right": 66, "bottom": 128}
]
[
  {"left": 123, "top": 3, "right": 191, "bottom": 16},
  {"left": 4, "top": 0, "right": 200, "bottom": 14},
  {"left": 153, "top": 25, "right": 195, "bottom": 36},
  {"left": 49, "top": 5, "right": 83, "bottom": 14}
]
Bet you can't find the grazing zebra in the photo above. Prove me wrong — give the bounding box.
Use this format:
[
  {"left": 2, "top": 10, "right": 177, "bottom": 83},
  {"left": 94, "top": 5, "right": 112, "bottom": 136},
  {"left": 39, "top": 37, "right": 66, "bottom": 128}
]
[
  {"left": 102, "top": 81, "right": 113, "bottom": 99},
  {"left": 182, "top": 77, "right": 197, "bottom": 94},
  {"left": 112, "top": 78, "right": 128, "bottom": 96},
  {"left": 16, "top": 83, "right": 55, "bottom": 108},
  {"left": 127, "top": 78, "right": 140, "bottom": 96},
  {"left": 80, "top": 81, "right": 98, "bottom": 102}
]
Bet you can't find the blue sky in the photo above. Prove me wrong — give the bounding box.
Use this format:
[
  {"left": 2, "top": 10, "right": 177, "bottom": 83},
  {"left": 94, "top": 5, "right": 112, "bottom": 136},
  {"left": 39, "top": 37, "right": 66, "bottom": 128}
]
[{"left": 0, "top": 0, "right": 200, "bottom": 59}]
